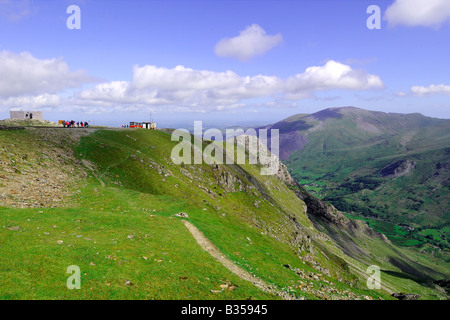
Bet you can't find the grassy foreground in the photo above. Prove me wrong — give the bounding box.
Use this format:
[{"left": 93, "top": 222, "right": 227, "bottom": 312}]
[{"left": 0, "top": 128, "right": 447, "bottom": 299}]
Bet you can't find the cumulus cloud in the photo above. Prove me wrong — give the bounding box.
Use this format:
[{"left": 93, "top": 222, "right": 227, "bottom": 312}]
[
  {"left": 132, "top": 65, "right": 243, "bottom": 91},
  {"left": 2, "top": 94, "right": 62, "bottom": 108},
  {"left": 78, "top": 81, "right": 131, "bottom": 102},
  {"left": 0, "top": 51, "right": 95, "bottom": 98},
  {"left": 0, "top": 94, "right": 65, "bottom": 113},
  {"left": 411, "top": 83, "right": 450, "bottom": 96},
  {"left": 77, "top": 65, "right": 283, "bottom": 110},
  {"left": 74, "top": 60, "right": 382, "bottom": 112},
  {"left": 285, "top": 60, "right": 383, "bottom": 94},
  {"left": 214, "top": 24, "right": 283, "bottom": 61},
  {"left": 0, "top": 50, "right": 383, "bottom": 114},
  {"left": 384, "top": 0, "right": 450, "bottom": 28}
]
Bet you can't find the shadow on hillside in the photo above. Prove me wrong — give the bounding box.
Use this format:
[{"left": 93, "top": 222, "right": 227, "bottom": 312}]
[
  {"left": 309, "top": 214, "right": 449, "bottom": 290},
  {"left": 382, "top": 269, "right": 423, "bottom": 283},
  {"left": 386, "top": 257, "right": 449, "bottom": 288}
]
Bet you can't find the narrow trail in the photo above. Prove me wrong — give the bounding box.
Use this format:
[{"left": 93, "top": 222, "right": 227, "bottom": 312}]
[
  {"left": 181, "top": 220, "right": 293, "bottom": 300},
  {"left": 81, "top": 159, "right": 105, "bottom": 187}
]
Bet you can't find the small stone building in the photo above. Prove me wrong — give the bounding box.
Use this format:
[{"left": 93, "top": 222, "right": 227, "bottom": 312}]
[{"left": 10, "top": 111, "right": 43, "bottom": 121}]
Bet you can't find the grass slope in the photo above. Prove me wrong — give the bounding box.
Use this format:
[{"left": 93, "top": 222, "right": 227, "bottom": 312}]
[{"left": 0, "top": 127, "right": 447, "bottom": 299}]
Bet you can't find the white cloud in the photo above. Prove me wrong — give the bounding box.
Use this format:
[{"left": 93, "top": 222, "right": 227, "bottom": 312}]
[
  {"left": 394, "top": 91, "right": 408, "bottom": 97},
  {"left": 74, "top": 60, "right": 382, "bottom": 113},
  {"left": 0, "top": 50, "right": 383, "bottom": 114},
  {"left": 411, "top": 83, "right": 450, "bottom": 96},
  {"left": 0, "top": 51, "right": 95, "bottom": 98},
  {"left": 214, "top": 24, "right": 283, "bottom": 61},
  {"left": 2, "top": 94, "right": 62, "bottom": 109},
  {"left": 77, "top": 65, "right": 283, "bottom": 110},
  {"left": 132, "top": 65, "right": 243, "bottom": 91},
  {"left": 384, "top": 0, "right": 450, "bottom": 28},
  {"left": 0, "top": 94, "right": 64, "bottom": 113},
  {"left": 285, "top": 60, "right": 383, "bottom": 94},
  {"left": 78, "top": 81, "right": 131, "bottom": 102}
]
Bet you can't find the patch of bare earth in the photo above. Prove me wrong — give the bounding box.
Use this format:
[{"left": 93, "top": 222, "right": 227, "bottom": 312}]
[{"left": 0, "top": 128, "right": 92, "bottom": 208}]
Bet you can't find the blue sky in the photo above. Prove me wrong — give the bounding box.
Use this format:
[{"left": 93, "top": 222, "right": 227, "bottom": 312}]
[{"left": 1, "top": 0, "right": 450, "bottom": 127}]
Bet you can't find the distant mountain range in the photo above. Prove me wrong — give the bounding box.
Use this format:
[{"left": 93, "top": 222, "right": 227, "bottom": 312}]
[{"left": 261, "top": 107, "right": 450, "bottom": 254}]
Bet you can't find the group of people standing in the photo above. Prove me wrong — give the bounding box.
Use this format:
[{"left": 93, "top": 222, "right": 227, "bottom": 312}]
[{"left": 62, "top": 120, "right": 89, "bottom": 128}]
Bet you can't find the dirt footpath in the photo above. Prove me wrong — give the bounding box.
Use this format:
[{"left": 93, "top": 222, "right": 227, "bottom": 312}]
[{"left": 181, "top": 220, "right": 295, "bottom": 300}]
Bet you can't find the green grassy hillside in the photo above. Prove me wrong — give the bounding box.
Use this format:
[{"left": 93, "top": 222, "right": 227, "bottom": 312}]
[
  {"left": 0, "top": 127, "right": 448, "bottom": 299},
  {"left": 274, "top": 107, "right": 450, "bottom": 257}
]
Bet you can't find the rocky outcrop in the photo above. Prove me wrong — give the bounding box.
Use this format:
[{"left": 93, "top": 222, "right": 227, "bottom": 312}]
[
  {"left": 277, "top": 162, "right": 390, "bottom": 242},
  {"left": 380, "top": 160, "right": 416, "bottom": 178},
  {"left": 293, "top": 183, "right": 390, "bottom": 244},
  {"left": 434, "top": 279, "right": 450, "bottom": 294},
  {"left": 293, "top": 233, "right": 315, "bottom": 254},
  {"left": 275, "top": 161, "right": 296, "bottom": 185},
  {"left": 216, "top": 169, "right": 245, "bottom": 193},
  {"left": 294, "top": 188, "right": 347, "bottom": 227},
  {"left": 174, "top": 212, "right": 189, "bottom": 218},
  {"left": 391, "top": 293, "right": 421, "bottom": 300}
]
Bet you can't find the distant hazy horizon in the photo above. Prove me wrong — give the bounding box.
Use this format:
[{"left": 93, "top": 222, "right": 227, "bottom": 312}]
[{"left": 2, "top": 105, "right": 449, "bottom": 130}]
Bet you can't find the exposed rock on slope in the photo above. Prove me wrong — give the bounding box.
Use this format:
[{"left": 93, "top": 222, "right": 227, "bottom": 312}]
[
  {"left": 380, "top": 159, "right": 416, "bottom": 178},
  {"left": 0, "top": 128, "right": 89, "bottom": 208},
  {"left": 391, "top": 293, "right": 421, "bottom": 300},
  {"left": 272, "top": 156, "right": 388, "bottom": 240}
]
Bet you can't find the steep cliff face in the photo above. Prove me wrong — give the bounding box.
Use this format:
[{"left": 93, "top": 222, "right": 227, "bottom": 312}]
[
  {"left": 293, "top": 182, "right": 388, "bottom": 240},
  {"left": 275, "top": 160, "right": 388, "bottom": 239},
  {"left": 294, "top": 183, "right": 391, "bottom": 259},
  {"left": 230, "top": 132, "right": 391, "bottom": 246}
]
